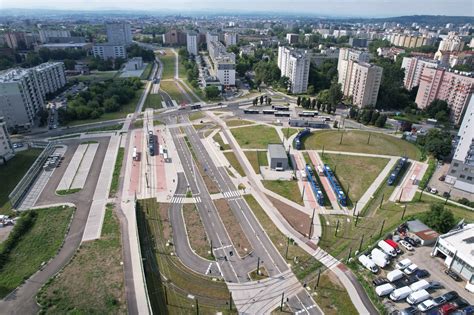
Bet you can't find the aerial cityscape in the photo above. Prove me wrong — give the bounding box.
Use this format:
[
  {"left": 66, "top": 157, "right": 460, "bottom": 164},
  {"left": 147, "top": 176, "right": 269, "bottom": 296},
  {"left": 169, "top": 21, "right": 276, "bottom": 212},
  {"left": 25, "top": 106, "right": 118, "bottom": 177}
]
[{"left": 0, "top": 1, "right": 473, "bottom": 314}]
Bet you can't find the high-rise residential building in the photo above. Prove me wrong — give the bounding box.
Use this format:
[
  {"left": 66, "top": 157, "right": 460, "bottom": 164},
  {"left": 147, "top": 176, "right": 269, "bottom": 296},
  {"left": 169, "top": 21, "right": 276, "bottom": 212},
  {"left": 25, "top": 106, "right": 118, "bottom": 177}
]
[
  {"left": 4, "top": 32, "right": 26, "bottom": 50},
  {"left": 385, "top": 33, "right": 435, "bottom": 48},
  {"left": 92, "top": 44, "right": 127, "bottom": 60},
  {"left": 186, "top": 32, "right": 198, "bottom": 56},
  {"left": 438, "top": 32, "right": 465, "bottom": 52},
  {"left": 224, "top": 32, "right": 238, "bottom": 46},
  {"left": 277, "top": 46, "right": 310, "bottom": 94},
  {"left": 206, "top": 32, "right": 219, "bottom": 49},
  {"left": 0, "top": 62, "right": 66, "bottom": 129},
  {"left": 207, "top": 36, "right": 236, "bottom": 87},
  {"left": 0, "top": 117, "right": 14, "bottom": 162},
  {"left": 286, "top": 33, "right": 299, "bottom": 44},
  {"left": 347, "top": 62, "right": 383, "bottom": 107},
  {"left": 415, "top": 67, "right": 474, "bottom": 124},
  {"left": 337, "top": 48, "right": 370, "bottom": 96},
  {"left": 38, "top": 29, "right": 71, "bottom": 43},
  {"left": 401, "top": 56, "right": 439, "bottom": 90},
  {"left": 445, "top": 97, "right": 474, "bottom": 193},
  {"left": 106, "top": 22, "right": 132, "bottom": 45},
  {"left": 163, "top": 29, "right": 186, "bottom": 46}
]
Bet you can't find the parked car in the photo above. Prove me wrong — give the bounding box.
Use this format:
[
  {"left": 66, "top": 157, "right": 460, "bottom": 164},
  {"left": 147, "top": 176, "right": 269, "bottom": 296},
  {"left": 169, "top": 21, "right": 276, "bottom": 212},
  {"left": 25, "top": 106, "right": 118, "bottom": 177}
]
[
  {"left": 443, "top": 191, "right": 451, "bottom": 198},
  {"left": 404, "top": 237, "right": 419, "bottom": 247},
  {"left": 375, "top": 283, "right": 395, "bottom": 297},
  {"left": 429, "top": 281, "right": 444, "bottom": 290},
  {"left": 439, "top": 175, "right": 446, "bottom": 181},
  {"left": 440, "top": 303, "right": 458, "bottom": 315},
  {"left": 445, "top": 269, "right": 462, "bottom": 282},
  {"left": 441, "top": 291, "right": 459, "bottom": 302},
  {"left": 404, "top": 264, "right": 418, "bottom": 275},
  {"left": 387, "top": 269, "right": 404, "bottom": 282},
  {"left": 407, "top": 289, "right": 430, "bottom": 305},
  {"left": 453, "top": 305, "right": 474, "bottom": 315},
  {"left": 430, "top": 187, "right": 438, "bottom": 194},
  {"left": 415, "top": 269, "right": 430, "bottom": 279},
  {"left": 396, "top": 258, "right": 412, "bottom": 270},
  {"left": 398, "top": 306, "right": 418, "bottom": 315},
  {"left": 400, "top": 240, "right": 414, "bottom": 251},
  {"left": 372, "top": 277, "right": 389, "bottom": 286},
  {"left": 390, "top": 286, "right": 413, "bottom": 301},
  {"left": 418, "top": 299, "right": 437, "bottom": 312},
  {"left": 452, "top": 298, "right": 469, "bottom": 309}
]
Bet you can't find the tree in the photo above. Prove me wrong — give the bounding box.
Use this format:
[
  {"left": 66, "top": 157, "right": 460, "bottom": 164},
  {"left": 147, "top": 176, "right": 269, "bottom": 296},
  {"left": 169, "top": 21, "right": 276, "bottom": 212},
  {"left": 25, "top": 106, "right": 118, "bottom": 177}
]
[
  {"left": 421, "top": 204, "right": 455, "bottom": 233},
  {"left": 307, "top": 85, "right": 315, "bottom": 95},
  {"left": 297, "top": 96, "right": 301, "bottom": 106},
  {"left": 268, "top": 98, "right": 272, "bottom": 105},
  {"left": 425, "top": 99, "right": 450, "bottom": 118},
  {"left": 328, "top": 82, "right": 343, "bottom": 106},
  {"left": 260, "top": 95, "right": 264, "bottom": 105},
  {"left": 279, "top": 76, "right": 290, "bottom": 90},
  {"left": 368, "top": 39, "right": 391, "bottom": 54},
  {"left": 349, "top": 107, "right": 358, "bottom": 119},
  {"left": 311, "top": 99, "right": 316, "bottom": 109},
  {"left": 316, "top": 90, "right": 330, "bottom": 106},
  {"left": 204, "top": 86, "right": 220, "bottom": 99},
  {"left": 370, "top": 111, "right": 380, "bottom": 125},
  {"left": 375, "top": 114, "right": 387, "bottom": 128},
  {"left": 63, "top": 59, "right": 76, "bottom": 70},
  {"left": 417, "top": 128, "right": 452, "bottom": 160}
]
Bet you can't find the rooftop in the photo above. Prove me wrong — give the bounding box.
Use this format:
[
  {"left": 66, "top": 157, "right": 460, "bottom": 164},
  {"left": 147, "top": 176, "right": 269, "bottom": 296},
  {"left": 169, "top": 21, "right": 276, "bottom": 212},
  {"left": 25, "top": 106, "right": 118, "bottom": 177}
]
[
  {"left": 268, "top": 143, "right": 287, "bottom": 159},
  {"left": 440, "top": 223, "right": 474, "bottom": 267}
]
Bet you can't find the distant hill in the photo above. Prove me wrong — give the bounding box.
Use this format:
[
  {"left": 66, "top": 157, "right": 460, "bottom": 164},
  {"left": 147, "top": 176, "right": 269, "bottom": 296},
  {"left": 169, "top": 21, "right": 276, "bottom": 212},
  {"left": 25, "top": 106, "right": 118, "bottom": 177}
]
[{"left": 342, "top": 15, "right": 474, "bottom": 26}]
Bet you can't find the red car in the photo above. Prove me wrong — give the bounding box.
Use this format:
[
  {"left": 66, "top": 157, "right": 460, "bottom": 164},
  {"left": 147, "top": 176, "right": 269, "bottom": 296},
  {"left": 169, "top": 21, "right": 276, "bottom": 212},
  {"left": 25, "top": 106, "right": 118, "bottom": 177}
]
[{"left": 439, "top": 303, "right": 457, "bottom": 315}]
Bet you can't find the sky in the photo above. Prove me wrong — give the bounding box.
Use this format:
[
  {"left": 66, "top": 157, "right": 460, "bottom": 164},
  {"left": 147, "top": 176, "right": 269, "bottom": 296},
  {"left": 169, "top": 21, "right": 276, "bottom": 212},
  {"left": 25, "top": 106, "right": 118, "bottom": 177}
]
[{"left": 1, "top": 0, "right": 473, "bottom": 17}]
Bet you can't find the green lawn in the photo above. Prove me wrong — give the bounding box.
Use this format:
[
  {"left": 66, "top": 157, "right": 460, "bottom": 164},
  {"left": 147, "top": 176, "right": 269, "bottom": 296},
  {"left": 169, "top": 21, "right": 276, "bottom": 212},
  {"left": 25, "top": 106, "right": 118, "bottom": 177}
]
[
  {"left": 69, "top": 71, "right": 118, "bottom": 83},
  {"left": 188, "top": 111, "right": 205, "bottom": 121},
  {"left": 37, "top": 204, "right": 126, "bottom": 314},
  {"left": 282, "top": 127, "right": 299, "bottom": 139},
  {"left": 68, "top": 88, "right": 144, "bottom": 126},
  {"left": 262, "top": 180, "right": 303, "bottom": 206},
  {"left": 322, "top": 154, "right": 389, "bottom": 203},
  {"left": 244, "top": 150, "right": 268, "bottom": 174},
  {"left": 0, "top": 149, "right": 42, "bottom": 214},
  {"left": 144, "top": 92, "right": 163, "bottom": 109},
  {"left": 231, "top": 125, "right": 281, "bottom": 149},
  {"left": 85, "top": 123, "right": 123, "bottom": 133},
  {"left": 303, "top": 130, "right": 421, "bottom": 160},
  {"left": 160, "top": 81, "right": 186, "bottom": 104},
  {"left": 158, "top": 51, "right": 176, "bottom": 80},
  {"left": 0, "top": 207, "right": 74, "bottom": 298},
  {"left": 226, "top": 119, "right": 255, "bottom": 127},
  {"left": 223, "top": 151, "right": 245, "bottom": 176},
  {"left": 109, "top": 148, "right": 124, "bottom": 197},
  {"left": 140, "top": 63, "right": 153, "bottom": 80},
  {"left": 213, "top": 132, "right": 230, "bottom": 150}
]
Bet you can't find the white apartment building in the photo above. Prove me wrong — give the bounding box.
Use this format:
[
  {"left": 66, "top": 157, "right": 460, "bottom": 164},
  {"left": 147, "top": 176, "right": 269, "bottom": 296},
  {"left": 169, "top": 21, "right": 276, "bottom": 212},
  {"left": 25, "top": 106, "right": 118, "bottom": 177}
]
[
  {"left": 401, "top": 57, "right": 439, "bottom": 90},
  {"left": 445, "top": 97, "right": 474, "bottom": 193},
  {"left": 438, "top": 32, "right": 465, "bottom": 52},
  {"left": 0, "top": 117, "right": 14, "bottom": 162},
  {"left": 347, "top": 62, "right": 383, "bottom": 107},
  {"left": 337, "top": 48, "right": 370, "bottom": 95},
  {"left": 38, "top": 29, "right": 71, "bottom": 43},
  {"left": 186, "top": 32, "right": 198, "bottom": 56},
  {"left": 206, "top": 32, "right": 219, "bottom": 50},
  {"left": 106, "top": 22, "right": 132, "bottom": 45},
  {"left": 92, "top": 44, "right": 127, "bottom": 60},
  {"left": 224, "top": 33, "right": 238, "bottom": 46},
  {"left": 277, "top": 46, "right": 310, "bottom": 94},
  {"left": 286, "top": 33, "right": 299, "bottom": 44},
  {"left": 215, "top": 56, "right": 236, "bottom": 87},
  {"left": 0, "top": 62, "right": 66, "bottom": 129}
]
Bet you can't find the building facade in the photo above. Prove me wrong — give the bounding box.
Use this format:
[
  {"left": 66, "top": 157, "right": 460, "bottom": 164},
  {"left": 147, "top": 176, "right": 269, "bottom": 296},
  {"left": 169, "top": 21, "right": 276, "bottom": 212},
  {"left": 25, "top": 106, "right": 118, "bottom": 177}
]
[
  {"left": 106, "top": 22, "right": 132, "bottom": 45},
  {"left": 163, "top": 29, "right": 186, "bottom": 46},
  {"left": 445, "top": 97, "right": 474, "bottom": 192},
  {"left": 92, "top": 44, "right": 127, "bottom": 60},
  {"left": 0, "top": 117, "right": 14, "bottom": 162},
  {"left": 337, "top": 48, "right": 370, "bottom": 96},
  {"left": 385, "top": 33, "right": 435, "bottom": 48},
  {"left": 0, "top": 62, "right": 66, "bottom": 129},
  {"left": 268, "top": 144, "right": 289, "bottom": 170},
  {"left": 401, "top": 56, "right": 439, "bottom": 90},
  {"left": 186, "top": 32, "right": 198, "bottom": 56},
  {"left": 207, "top": 36, "right": 236, "bottom": 87},
  {"left": 415, "top": 67, "right": 474, "bottom": 124},
  {"left": 347, "top": 62, "right": 383, "bottom": 107},
  {"left": 277, "top": 46, "right": 310, "bottom": 94},
  {"left": 438, "top": 32, "right": 465, "bottom": 52},
  {"left": 38, "top": 29, "right": 71, "bottom": 43},
  {"left": 224, "top": 32, "right": 238, "bottom": 46}
]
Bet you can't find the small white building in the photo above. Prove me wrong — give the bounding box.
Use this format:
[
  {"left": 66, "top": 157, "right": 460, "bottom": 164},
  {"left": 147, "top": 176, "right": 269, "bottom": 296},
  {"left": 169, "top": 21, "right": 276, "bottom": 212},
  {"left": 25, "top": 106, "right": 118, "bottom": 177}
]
[
  {"left": 92, "top": 44, "right": 127, "bottom": 60},
  {"left": 124, "top": 57, "right": 144, "bottom": 71},
  {"left": 431, "top": 223, "right": 474, "bottom": 282}
]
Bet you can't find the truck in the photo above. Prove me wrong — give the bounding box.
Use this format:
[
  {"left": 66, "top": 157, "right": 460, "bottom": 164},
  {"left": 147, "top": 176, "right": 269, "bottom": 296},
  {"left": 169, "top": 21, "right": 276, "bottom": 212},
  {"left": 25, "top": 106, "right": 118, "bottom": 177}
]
[
  {"left": 132, "top": 146, "right": 138, "bottom": 161},
  {"left": 371, "top": 249, "right": 390, "bottom": 269},
  {"left": 358, "top": 254, "right": 379, "bottom": 273},
  {"left": 385, "top": 239, "right": 402, "bottom": 254},
  {"left": 378, "top": 240, "right": 398, "bottom": 257}
]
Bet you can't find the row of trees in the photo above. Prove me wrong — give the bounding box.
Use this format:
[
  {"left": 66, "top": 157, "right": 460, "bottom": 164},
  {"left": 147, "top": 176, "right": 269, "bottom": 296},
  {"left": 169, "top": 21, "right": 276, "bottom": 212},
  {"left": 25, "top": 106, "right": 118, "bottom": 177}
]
[
  {"left": 252, "top": 95, "right": 272, "bottom": 106},
  {"left": 58, "top": 78, "right": 142, "bottom": 123},
  {"left": 348, "top": 108, "right": 388, "bottom": 128},
  {"left": 416, "top": 128, "right": 453, "bottom": 160},
  {"left": 178, "top": 48, "right": 199, "bottom": 89}
]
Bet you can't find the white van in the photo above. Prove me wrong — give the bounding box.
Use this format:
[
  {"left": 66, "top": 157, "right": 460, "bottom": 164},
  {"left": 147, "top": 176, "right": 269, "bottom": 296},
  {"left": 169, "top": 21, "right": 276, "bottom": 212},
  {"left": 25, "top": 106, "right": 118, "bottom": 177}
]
[
  {"left": 390, "top": 286, "right": 413, "bottom": 301},
  {"left": 387, "top": 269, "right": 404, "bottom": 282},
  {"left": 372, "top": 248, "right": 390, "bottom": 261},
  {"left": 409, "top": 279, "right": 430, "bottom": 292},
  {"left": 396, "top": 258, "right": 412, "bottom": 270},
  {"left": 375, "top": 283, "right": 395, "bottom": 297},
  {"left": 371, "top": 253, "right": 389, "bottom": 268},
  {"left": 404, "top": 264, "right": 418, "bottom": 275},
  {"left": 358, "top": 255, "right": 379, "bottom": 273},
  {"left": 378, "top": 240, "right": 397, "bottom": 257},
  {"left": 406, "top": 289, "right": 430, "bottom": 305}
]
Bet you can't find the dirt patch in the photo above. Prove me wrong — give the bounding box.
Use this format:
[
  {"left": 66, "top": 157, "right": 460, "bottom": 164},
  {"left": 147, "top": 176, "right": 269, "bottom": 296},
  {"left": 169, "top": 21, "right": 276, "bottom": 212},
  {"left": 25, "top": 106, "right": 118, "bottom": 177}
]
[
  {"left": 213, "top": 199, "right": 253, "bottom": 257},
  {"left": 159, "top": 203, "right": 172, "bottom": 242},
  {"left": 182, "top": 204, "right": 212, "bottom": 259},
  {"left": 267, "top": 195, "right": 312, "bottom": 238}
]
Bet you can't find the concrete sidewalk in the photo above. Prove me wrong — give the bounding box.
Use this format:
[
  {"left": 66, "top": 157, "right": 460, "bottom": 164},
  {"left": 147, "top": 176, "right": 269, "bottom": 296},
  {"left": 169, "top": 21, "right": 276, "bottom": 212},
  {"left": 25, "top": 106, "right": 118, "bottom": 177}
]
[{"left": 57, "top": 143, "right": 88, "bottom": 191}]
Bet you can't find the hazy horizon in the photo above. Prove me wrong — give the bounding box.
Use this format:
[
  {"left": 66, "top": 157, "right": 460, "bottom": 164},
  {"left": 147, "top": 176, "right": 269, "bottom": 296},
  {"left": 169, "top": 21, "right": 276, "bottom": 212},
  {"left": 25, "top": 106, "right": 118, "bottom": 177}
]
[{"left": 1, "top": 0, "right": 473, "bottom": 18}]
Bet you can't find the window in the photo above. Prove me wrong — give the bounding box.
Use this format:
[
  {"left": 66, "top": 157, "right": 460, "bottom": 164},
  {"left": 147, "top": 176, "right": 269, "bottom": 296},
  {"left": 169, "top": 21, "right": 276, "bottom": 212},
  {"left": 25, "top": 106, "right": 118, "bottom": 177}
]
[
  {"left": 459, "top": 174, "right": 465, "bottom": 179},
  {"left": 467, "top": 176, "right": 473, "bottom": 181}
]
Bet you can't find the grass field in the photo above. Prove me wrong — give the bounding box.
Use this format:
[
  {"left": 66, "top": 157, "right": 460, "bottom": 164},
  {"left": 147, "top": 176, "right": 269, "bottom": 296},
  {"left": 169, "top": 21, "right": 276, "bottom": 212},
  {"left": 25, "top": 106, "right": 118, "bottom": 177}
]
[
  {"left": 109, "top": 148, "right": 124, "bottom": 197},
  {"left": 303, "top": 130, "right": 421, "bottom": 160},
  {"left": 213, "top": 132, "right": 230, "bottom": 150},
  {"left": 37, "top": 205, "right": 126, "bottom": 314},
  {"left": 182, "top": 204, "right": 213, "bottom": 260},
  {"left": 263, "top": 180, "right": 303, "bottom": 206},
  {"left": 188, "top": 111, "right": 205, "bottom": 121},
  {"left": 160, "top": 81, "right": 187, "bottom": 104},
  {"left": 69, "top": 71, "right": 118, "bottom": 83},
  {"left": 0, "top": 207, "right": 74, "bottom": 298},
  {"left": 310, "top": 272, "right": 358, "bottom": 315},
  {"left": 158, "top": 51, "right": 176, "bottom": 80},
  {"left": 136, "top": 199, "right": 235, "bottom": 314},
  {"left": 144, "top": 92, "right": 163, "bottom": 109},
  {"left": 68, "top": 88, "right": 144, "bottom": 126},
  {"left": 226, "top": 119, "right": 255, "bottom": 127},
  {"left": 223, "top": 151, "right": 245, "bottom": 177},
  {"left": 0, "top": 149, "right": 42, "bottom": 214},
  {"left": 231, "top": 125, "right": 281, "bottom": 149},
  {"left": 84, "top": 123, "right": 123, "bottom": 133},
  {"left": 282, "top": 127, "right": 299, "bottom": 139},
  {"left": 321, "top": 154, "right": 389, "bottom": 203},
  {"left": 244, "top": 150, "right": 268, "bottom": 174},
  {"left": 140, "top": 63, "right": 153, "bottom": 80}
]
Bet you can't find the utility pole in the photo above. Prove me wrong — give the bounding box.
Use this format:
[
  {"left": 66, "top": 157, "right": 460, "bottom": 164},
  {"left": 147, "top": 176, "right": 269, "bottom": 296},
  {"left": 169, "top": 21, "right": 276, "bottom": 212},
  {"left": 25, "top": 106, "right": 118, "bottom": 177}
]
[
  {"left": 347, "top": 183, "right": 350, "bottom": 198},
  {"left": 445, "top": 189, "right": 451, "bottom": 205},
  {"left": 401, "top": 204, "right": 407, "bottom": 220},
  {"left": 335, "top": 220, "right": 340, "bottom": 236},
  {"left": 229, "top": 292, "right": 232, "bottom": 311},
  {"left": 347, "top": 247, "right": 352, "bottom": 262},
  {"left": 196, "top": 298, "right": 199, "bottom": 315},
  {"left": 419, "top": 189, "right": 424, "bottom": 201},
  {"left": 301, "top": 185, "right": 306, "bottom": 202},
  {"left": 164, "top": 285, "right": 168, "bottom": 305},
  {"left": 379, "top": 219, "right": 385, "bottom": 238},
  {"left": 308, "top": 208, "right": 315, "bottom": 238},
  {"left": 322, "top": 145, "right": 325, "bottom": 158},
  {"left": 257, "top": 257, "right": 260, "bottom": 275},
  {"left": 355, "top": 211, "right": 360, "bottom": 226},
  {"left": 379, "top": 193, "right": 384, "bottom": 209},
  {"left": 280, "top": 292, "right": 285, "bottom": 311},
  {"left": 353, "top": 201, "right": 357, "bottom": 215},
  {"left": 398, "top": 188, "right": 404, "bottom": 203},
  {"left": 339, "top": 132, "right": 343, "bottom": 145},
  {"left": 285, "top": 237, "right": 290, "bottom": 259},
  {"left": 316, "top": 269, "right": 321, "bottom": 287},
  {"left": 358, "top": 234, "right": 364, "bottom": 252},
  {"left": 367, "top": 133, "right": 371, "bottom": 144}
]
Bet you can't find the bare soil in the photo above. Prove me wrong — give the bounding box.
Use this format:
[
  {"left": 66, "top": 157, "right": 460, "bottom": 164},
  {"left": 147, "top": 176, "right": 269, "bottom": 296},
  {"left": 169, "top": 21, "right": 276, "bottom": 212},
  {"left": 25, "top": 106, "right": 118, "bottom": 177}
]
[
  {"left": 182, "top": 204, "right": 212, "bottom": 259},
  {"left": 267, "top": 195, "right": 312, "bottom": 238}
]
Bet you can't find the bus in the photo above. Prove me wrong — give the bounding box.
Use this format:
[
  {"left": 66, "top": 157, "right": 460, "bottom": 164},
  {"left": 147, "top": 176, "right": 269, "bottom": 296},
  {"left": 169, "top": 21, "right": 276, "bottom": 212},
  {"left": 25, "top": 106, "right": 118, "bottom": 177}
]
[
  {"left": 299, "top": 111, "right": 317, "bottom": 117},
  {"left": 244, "top": 109, "right": 260, "bottom": 114},
  {"left": 262, "top": 109, "right": 276, "bottom": 115},
  {"left": 275, "top": 111, "right": 290, "bottom": 117},
  {"left": 132, "top": 147, "right": 138, "bottom": 161}
]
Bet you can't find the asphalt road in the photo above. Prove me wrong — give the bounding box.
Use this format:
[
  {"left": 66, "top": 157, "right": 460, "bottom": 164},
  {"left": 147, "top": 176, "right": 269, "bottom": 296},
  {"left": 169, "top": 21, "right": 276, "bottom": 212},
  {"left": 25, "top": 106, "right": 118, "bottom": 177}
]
[{"left": 0, "top": 137, "right": 109, "bottom": 314}]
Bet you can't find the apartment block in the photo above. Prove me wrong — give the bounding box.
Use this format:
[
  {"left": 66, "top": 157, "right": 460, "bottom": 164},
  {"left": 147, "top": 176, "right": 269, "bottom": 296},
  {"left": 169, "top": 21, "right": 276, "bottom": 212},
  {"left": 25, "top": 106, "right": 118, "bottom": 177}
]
[
  {"left": 224, "top": 32, "right": 238, "bottom": 46},
  {"left": 337, "top": 48, "right": 370, "bottom": 96},
  {"left": 38, "top": 29, "right": 71, "bottom": 43},
  {"left": 445, "top": 97, "right": 474, "bottom": 193},
  {"left": 401, "top": 56, "right": 439, "bottom": 90},
  {"left": 92, "top": 44, "right": 127, "bottom": 60},
  {"left": 106, "top": 22, "right": 132, "bottom": 45},
  {"left": 0, "top": 62, "right": 66, "bottom": 129},
  {"left": 347, "top": 62, "right": 383, "bottom": 107},
  {"left": 163, "top": 29, "right": 186, "bottom": 46},
  {"left": 186, "top": 32, "right": 198, "bottom": 56},
  {"left": 0, "top": 117, "right": 14, "bottom": 162},
  {"left": 386, "top": 33, "right": 435, "bottom": 48},
  {"left": 207, "top": 36, "right": 236, "bottom": 87},
  {"left": 286, "top": 33, "right": 299, "bottom": 44},
  {"left": 277, "top": 46, "right": 310, "bottom": 94},
  {"left": 206, "top": 32, "right": 219, "bottom": 50},
  {"left": 438, "top": 32, "right": 465, "bottom": 52},
  {"left": 415, "top": 67, "right": 474, "bottom": 124}
]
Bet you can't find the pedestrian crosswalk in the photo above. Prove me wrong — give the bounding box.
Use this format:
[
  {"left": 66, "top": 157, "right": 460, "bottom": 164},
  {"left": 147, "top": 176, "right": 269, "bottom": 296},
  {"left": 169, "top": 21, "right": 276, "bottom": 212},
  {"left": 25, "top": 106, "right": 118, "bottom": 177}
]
[
  {"left": 170, "top": 195, "right": 202, "bottom": 204},
  {"left": 222, "top": 190, "right": 241, "bottom": 199}
]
